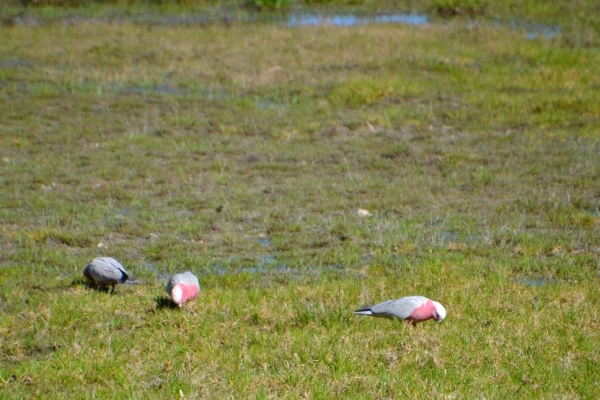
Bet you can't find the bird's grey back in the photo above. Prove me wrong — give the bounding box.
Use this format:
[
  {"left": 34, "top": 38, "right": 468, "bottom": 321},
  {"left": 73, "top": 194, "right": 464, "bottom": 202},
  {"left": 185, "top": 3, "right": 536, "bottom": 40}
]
[
  {"left": 87, "top": 257, "right": 129, "bottom": 283},
  {"left": 166, "top": 271, "right": 199, "bottom": 292},
  {"left": 370, "top": 296, "right": 427, "bottom": 319}
]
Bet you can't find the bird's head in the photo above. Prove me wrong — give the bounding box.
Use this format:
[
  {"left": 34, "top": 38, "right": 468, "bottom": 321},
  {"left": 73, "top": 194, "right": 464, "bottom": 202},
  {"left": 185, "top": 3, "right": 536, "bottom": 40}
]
[
  {"left": 83, "top": 265, "right": 93, "bottom": 281},
  {"left": 433, "top": 301, "right": 446, "bottom": 323},
  {"left": 170, "top": 285, "right": 183, "bottom": 306}
]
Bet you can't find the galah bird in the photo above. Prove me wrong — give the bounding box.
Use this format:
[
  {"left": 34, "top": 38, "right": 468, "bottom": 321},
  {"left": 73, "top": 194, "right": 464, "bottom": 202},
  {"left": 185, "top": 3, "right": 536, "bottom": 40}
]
[
  {"left": 353, "top": 296, "right": 446, "bottom": 326},
  {"left": 165, "top": 271, "right": 200, "bottom": 307},
  {"left": 83, "top": 257, "right": 139, "bottom": 293}
]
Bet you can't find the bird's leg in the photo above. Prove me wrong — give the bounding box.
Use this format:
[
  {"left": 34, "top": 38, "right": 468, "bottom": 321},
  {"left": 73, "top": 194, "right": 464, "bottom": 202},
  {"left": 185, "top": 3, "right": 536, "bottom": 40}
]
[{"left": 111, "top": 283, "right": 116, "bottom": 294}]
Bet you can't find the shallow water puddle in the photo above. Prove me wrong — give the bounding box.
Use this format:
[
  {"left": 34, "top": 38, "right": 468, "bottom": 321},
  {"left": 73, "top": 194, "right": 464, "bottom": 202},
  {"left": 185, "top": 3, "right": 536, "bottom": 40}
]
[
  {"left": 514, "top": 276, "right": 559, "bottom": 286},
  {"left": 258, "top": 254, "right": 277, "bottom": 267},
  {"left": 146, "top": 260, "right": 344, "bottom": 281},
  {"left": 0, "top": 60, "right": 34, "bottom": 68},
  {"left": 121, "top": 11, "right": 428, "bottom": 27},
  {"left": 3, "top": 10, "right": 561, "bottom": 43},
  {"left": 516, "top": 22, "right": 561, "bottom": 40},
  {"left": 119, "top": 84, "right": 182, "bottom": 95},
  {"left": 126, "top": 11, "right": 558, "bottom": 41},
  {"left": 255, "top": 236, "right": 273, "bottom": 247},
  {"left": 287, "top": 13, "right": 428, "bottom": 27}
]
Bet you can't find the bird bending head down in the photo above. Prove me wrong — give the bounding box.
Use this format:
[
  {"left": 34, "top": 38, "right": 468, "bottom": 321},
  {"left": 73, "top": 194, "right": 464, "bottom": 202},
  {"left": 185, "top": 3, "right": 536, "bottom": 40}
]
[
  {"left": 353, "top": 296, "right": 446, "bottom": 326},
  {"left": 165, "top": 271, "right": 200, "bottom": 307},
  {"left": 83, "top": 257, "right": 139, "bottom": 293}
]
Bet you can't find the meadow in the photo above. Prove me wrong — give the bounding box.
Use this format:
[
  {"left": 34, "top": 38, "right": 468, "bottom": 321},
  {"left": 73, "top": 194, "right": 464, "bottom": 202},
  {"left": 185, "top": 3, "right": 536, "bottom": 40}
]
[{"left": 0, "top": 1, "right": 599, "bottom": 398}]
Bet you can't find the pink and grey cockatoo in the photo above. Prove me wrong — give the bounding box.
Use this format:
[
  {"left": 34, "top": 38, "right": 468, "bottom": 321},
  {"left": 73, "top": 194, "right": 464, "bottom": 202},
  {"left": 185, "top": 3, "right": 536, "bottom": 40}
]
[
  {"left": 165, "top": 271, "right": 200, "bottom": 307},
  {"left": 83, "top": 257, "right": 139, "bottom": 293},
  {"left": 354, "top": 296, "right": 446, "bottom": 326}
]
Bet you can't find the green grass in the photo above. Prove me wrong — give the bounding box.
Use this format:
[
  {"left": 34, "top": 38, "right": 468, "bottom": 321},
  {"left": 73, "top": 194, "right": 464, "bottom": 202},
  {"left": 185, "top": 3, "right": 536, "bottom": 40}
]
[{"left": 1, "top": 5, "right": 599, "bottom": 398}]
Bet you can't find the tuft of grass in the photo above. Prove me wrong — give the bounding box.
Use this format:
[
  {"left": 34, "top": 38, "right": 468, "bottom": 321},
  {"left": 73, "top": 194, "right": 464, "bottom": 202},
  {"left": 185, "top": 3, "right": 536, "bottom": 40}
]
[
  {"left": 429, "top": 0, "right": 487, "bottom": 17},
  {"left": 243, "top": 0, "right": 290, "bottom": 10}
]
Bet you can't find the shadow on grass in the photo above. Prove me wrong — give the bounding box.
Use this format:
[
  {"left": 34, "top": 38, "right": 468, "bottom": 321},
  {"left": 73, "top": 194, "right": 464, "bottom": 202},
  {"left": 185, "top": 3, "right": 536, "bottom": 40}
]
[
  {"left": 71, "top": 276, "right": 144, "bottom": 293},
  {"left": 70, "top": 276, "right": 106, "bottom": 292},
  {"left": 70, "top": 276, "right": 89, "bottom": 287},
  {"left": 155, "top": 296, "right": 179, "bottom": 310}
]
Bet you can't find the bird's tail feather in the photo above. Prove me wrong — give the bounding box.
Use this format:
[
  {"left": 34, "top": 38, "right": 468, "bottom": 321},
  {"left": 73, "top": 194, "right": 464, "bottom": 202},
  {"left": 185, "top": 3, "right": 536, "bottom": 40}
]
[
  {"left": 125, "top": 276, "right": 143, "bottom": 284},
  {"left": 353, "top": 307, "right": 373, "bottom": 315}
]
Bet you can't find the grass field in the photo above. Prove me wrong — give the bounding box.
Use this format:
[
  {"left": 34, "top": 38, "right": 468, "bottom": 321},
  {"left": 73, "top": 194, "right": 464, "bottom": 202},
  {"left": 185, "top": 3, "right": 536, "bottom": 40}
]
[{"left": 1, "top": 2, "right": 599, "bottom": 398}]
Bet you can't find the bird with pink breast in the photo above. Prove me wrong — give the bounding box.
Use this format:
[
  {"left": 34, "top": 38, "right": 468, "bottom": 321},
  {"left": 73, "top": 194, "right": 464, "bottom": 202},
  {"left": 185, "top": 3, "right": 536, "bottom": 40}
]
[
  {"left": 165, "top": 271, "right": 201, "bottom": 307},
  {"left": 354, "top": 295, "right": 446, "bottom": 326}
]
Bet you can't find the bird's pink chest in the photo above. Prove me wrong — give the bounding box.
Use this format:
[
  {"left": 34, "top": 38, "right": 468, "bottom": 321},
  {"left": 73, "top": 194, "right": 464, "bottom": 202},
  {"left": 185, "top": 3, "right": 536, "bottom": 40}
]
[
  {"left": 177, "top": 283, "right": 199, "bottom": 303},
  {"left": 409, "top": 300, "right": 436, "bottom": 321}
]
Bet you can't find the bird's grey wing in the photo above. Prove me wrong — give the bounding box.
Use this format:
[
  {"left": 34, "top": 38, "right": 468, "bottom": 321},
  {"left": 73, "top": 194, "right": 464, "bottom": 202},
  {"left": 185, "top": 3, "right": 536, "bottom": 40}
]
[
  {"left": 370, "top": 297, "right": 425, "bottom": 319},
  {"left": 408, "top": 295, "right": 430, "bottom": 302},
  {"left": 166, "top": 272, "right": 199, "bottom": 293},
  {"left": 101, "top": 257, "right": 131, "bottom": 281},
  {"left": 180, "top": 271, "right": 200, "bottom": 287},
  {"left": 99, "top": 257, "right": 142, "bottom": 283},
  {"left": 90, "top": 258, "right": 126, "bottom": 283}
]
